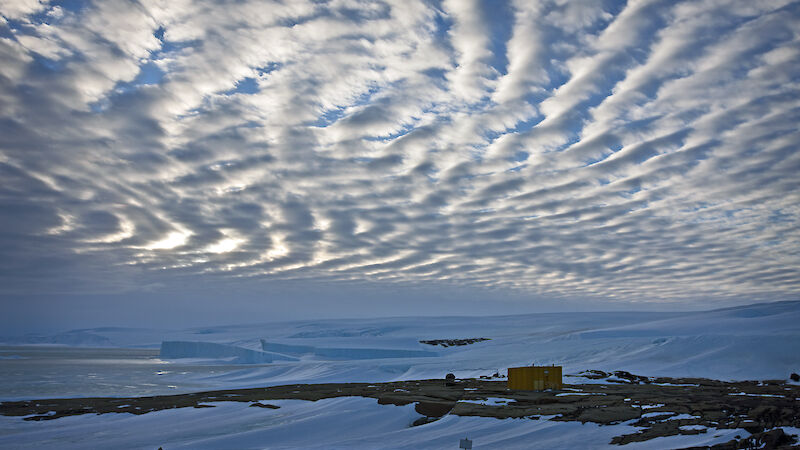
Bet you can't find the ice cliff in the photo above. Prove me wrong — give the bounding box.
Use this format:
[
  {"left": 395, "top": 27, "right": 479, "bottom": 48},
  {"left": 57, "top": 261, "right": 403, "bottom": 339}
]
[
  {"left": 160, "top": 341, "right": 297, "bottom": 364},
  {"left": 260, "top": 340, "right": 438, "bottom": 360}
]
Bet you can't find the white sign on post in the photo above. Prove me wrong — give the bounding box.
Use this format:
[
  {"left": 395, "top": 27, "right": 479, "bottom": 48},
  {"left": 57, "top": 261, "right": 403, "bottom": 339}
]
[{"left": 459, "top": 437, "right": 473, "bottom": 449}]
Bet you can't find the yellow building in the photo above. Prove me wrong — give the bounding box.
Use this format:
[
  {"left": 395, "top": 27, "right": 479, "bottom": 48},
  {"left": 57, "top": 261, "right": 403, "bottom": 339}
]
[{"left": 507, "top": 365, "right": 562, "bottom": 390}]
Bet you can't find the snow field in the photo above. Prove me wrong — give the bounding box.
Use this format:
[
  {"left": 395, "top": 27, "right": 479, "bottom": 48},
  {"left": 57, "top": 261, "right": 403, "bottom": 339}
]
[{"left": 0, "top": 398, "right": 764, "bottom": 449}]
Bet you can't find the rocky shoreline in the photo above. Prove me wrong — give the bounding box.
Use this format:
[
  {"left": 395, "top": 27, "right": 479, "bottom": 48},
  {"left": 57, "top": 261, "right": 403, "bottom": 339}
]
[{"left": 2, "top": 373, "right": 798, "bottom": 448}]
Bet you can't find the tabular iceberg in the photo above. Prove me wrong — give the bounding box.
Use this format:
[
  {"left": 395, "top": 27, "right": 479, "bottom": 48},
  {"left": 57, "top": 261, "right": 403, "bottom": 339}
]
[
  {"left": 160, "top": 341, "right": 297, "bottom": 364},
  {"left": 260, "top": 340, "right": 438, "bottom": 360}
]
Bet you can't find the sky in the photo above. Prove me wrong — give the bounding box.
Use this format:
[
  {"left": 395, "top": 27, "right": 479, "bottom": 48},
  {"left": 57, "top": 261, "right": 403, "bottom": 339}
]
[{"left": 1, "top": 0, "right": 798, "bottom": 333}]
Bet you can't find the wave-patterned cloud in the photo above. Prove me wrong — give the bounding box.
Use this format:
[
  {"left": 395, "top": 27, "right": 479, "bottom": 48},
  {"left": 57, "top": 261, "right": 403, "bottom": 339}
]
[{"left": 1, "top": 0, "right": 798, "bottom": 302}]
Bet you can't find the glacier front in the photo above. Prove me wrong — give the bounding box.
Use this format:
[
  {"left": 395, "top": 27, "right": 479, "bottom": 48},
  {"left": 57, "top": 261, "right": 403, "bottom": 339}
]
[{"left": 160, "top": 341, "right": 297, "bottom": 364}]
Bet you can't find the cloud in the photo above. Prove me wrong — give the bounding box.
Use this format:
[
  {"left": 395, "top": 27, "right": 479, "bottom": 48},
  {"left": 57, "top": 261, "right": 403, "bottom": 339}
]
[{"left": 0, "top": 0, "right": 798, "bottom": 308}]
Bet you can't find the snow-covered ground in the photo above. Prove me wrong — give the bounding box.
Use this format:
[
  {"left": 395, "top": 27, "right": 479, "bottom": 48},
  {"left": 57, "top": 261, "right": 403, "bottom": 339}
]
[
  {"left": 1, "top": 300, "right": 798, "bottom": 449},
  {"left": 0, "top": 397, "right": 762, "bottom": 450}
]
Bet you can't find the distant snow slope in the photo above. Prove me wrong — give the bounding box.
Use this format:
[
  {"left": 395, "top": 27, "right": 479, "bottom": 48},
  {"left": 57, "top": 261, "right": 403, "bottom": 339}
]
[{"left": 3, "top": 301, "right": 799, "bottom": 386}]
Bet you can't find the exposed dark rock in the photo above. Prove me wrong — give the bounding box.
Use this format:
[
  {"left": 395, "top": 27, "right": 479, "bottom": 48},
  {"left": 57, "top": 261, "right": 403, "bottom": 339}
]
[
  {"left": 249, "top": 402, "right": 280, "bottom": 409},
  {"left": 571, "top": 370, "right": 608, "bottom": 379},
  {"left": 678, "top": 428, "right": 798, "bottom": 449},
  {"left": 610, "top": 370, "right": 652, "bottom": 384},
  {"left": 419, "top": 338, "right": 490, "bottom": 347},
  {"left": 411, "top": 416, "right": 440, "bottom": 427},
  {"left": 575, "top": 406, "right": 641, "bottom": 425},
  {"left": 415, "top": 401, "right": 455, "bottom": 417}
]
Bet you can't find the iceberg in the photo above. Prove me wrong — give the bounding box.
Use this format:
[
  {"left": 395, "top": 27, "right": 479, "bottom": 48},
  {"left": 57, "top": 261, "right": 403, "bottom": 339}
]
[
  {"left": 160, "top": 341, "right": 297, "bottom": 364},
  {"left": 260, "top": 340, "right": 437, "bottom": 360}
]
